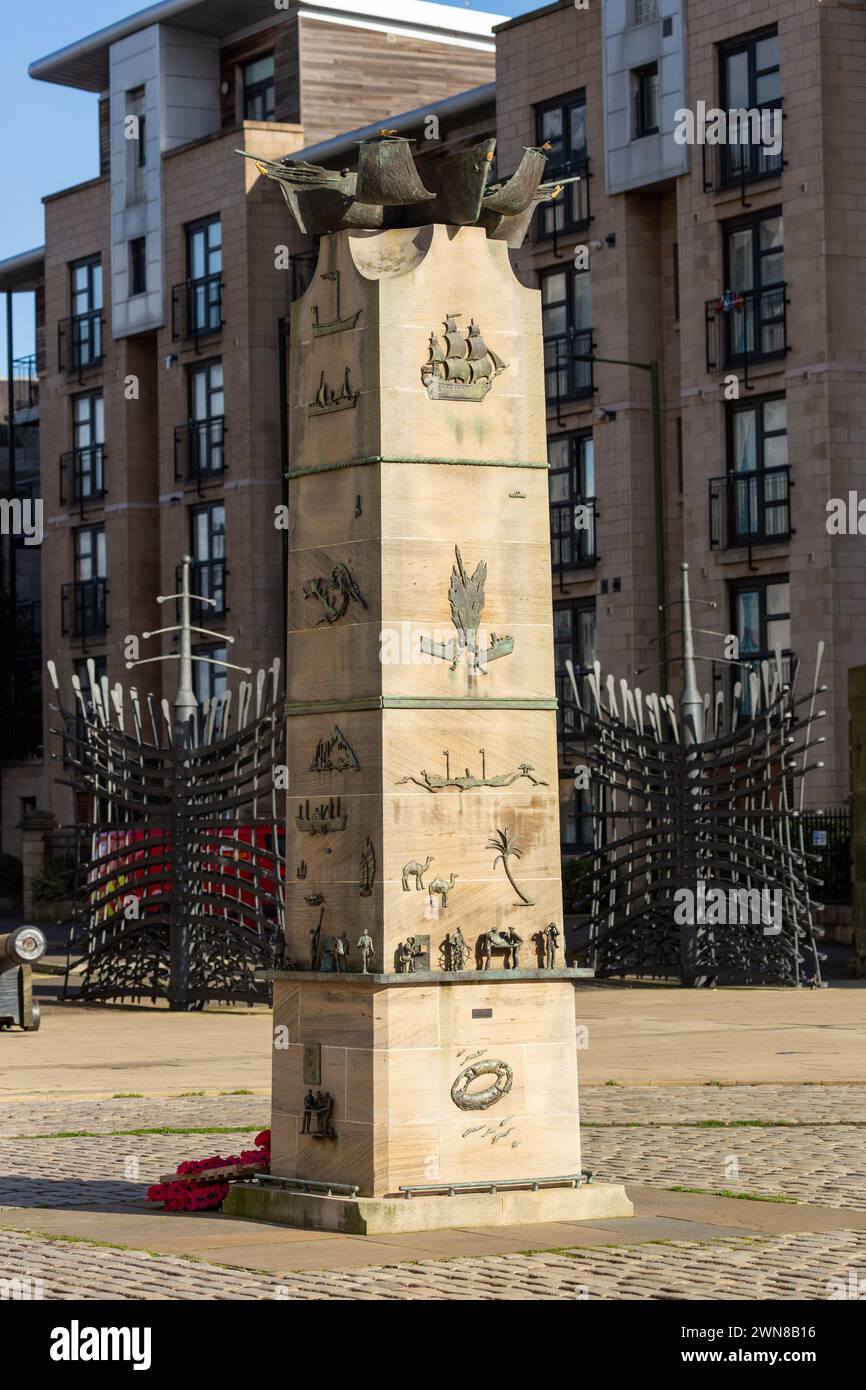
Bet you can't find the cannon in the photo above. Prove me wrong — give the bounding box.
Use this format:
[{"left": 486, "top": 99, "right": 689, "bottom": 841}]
[{"left": 0, "top": 926, "right": 47, "bottom": 1031}]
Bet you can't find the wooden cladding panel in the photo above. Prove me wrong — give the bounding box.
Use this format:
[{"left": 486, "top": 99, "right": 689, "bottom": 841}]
[{"left": 298, "top": 19, "right": 495, "bottom": 147}]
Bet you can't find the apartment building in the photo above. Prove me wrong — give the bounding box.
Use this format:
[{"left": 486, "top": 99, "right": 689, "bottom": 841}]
[
  {"left": 3, "top": 0, "right": 864, "bottom": 874},
  {"left": 494, "top": 0, "right": 866, "bottom": 849},
  {"left": 0, "top": 0, "right": 500, "bottom": 851}
]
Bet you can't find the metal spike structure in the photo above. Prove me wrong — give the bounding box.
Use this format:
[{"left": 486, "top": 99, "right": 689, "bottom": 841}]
[
  {"left": 47, "top": 560, "right": 286, "bottom": 1009},
  {"left": 564, "top": 564, "right": 828, "bottom": 987}
]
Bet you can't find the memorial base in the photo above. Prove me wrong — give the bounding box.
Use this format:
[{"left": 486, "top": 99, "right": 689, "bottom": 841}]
[{"left": 224, "top": 1180, "right": 633, "bottom": 1235}]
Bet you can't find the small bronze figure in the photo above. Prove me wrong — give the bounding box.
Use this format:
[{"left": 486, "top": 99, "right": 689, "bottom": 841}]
[
  {"left": 357, "top": 930, "right": 374, "bottom": 974},
  {"left": 544, "top": 921, "right": 560, "bottom": 969},
  {"left": 333, "top": 932, "right": 349, "bottom": 972},
  {"left": 313, "top": 1090, "right": 336, "bottom": 1138},
  {"left": 309, "top": 907, "right": 324, "bottom": 970},
  {"left": 398, "top": 937, "right": 422, "bottom": 974},
  {"left": 448, "top": 927, "right": 468, "bottom": 972},
  {"left": 300, "top": 1088, "right": 316, "bottom": 1133}
]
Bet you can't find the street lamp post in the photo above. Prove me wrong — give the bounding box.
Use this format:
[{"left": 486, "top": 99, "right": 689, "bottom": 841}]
[{"left": 572, "top": 350, "right": 668, "bottom": 688}]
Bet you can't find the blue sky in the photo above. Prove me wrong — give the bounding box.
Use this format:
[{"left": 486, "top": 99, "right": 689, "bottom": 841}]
[{"left": 1, "top": 0, "right": 539, "bottom": 362}]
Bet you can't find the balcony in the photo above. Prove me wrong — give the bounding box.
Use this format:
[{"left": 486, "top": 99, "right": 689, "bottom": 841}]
[
  {"left": 544, "top": 329, "right": 595, "bottom": 422},
  {"left": 705, "top": 284, "right": 789, "bottom": 386},
  {"left": 176, "top": 559, "right": 226, "bottom": 622},
  {"left": 12, "top": 355, "right": 38, "bottom": 414},
  {"left": 60, "top": 445, "right": 106, "bottom": 514},
  {"left": 535, "top": 158, "right": 592, "bottom": 245},
  {"left": 709, "top": 466, "right": 792, "bottom": 554},
  {"left": 172, "top": 274, "right": 223, "bottom": 347},
  {"left": 702, "top": 107, "right": 785, "bottom": 204},
  {"left": 61, "top": 578, "right": 107, "bottom": 645},
  {"left": 58, "top": 311, "right": 104, "bottom": 380},
  {"left": 551, "top": 497, "right": 599, "bottom": 580},
  {"left": 174, "top": 418, "right": 226, "bottom": 492}
]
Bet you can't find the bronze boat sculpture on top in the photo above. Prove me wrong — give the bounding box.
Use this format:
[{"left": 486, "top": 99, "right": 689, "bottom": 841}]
[{"left": 237, "top": 132, "right": 563, "bottom": 250}]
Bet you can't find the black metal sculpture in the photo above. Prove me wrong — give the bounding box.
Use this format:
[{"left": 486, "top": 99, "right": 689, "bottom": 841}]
[
  {"left": 238, "top": 133, "right": 578, "bottom": 250},
  {"left": 47, "top": 564, "right": 286, "bottom": 1009},
  {"left": 564, "top": 565, "right": 827, "bottom": 987}
]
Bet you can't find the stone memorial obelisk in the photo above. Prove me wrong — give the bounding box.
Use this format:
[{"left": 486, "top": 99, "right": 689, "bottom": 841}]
[{"left": 228, "top": 138, "right": 631, "bottom": 1232}]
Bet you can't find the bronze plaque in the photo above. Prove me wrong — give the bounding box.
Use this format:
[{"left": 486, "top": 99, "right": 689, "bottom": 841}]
[{"left": 303, "top": 1043, "right": 321, "bottom": 1086}]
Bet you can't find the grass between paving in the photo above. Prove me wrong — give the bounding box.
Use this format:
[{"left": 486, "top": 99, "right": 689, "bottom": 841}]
[
  {"left": 583, "top": 1119, "right": 866, "bottom": 1128},
  {"left": 10, "top": 1125, "right": 266, "bottom": 1140},
  {"left": 666, "top": 1186, "right": 799, "bottom": 1204},
  {"left": 1, "top": 1224, "right": 775, "bottom": 1277}
]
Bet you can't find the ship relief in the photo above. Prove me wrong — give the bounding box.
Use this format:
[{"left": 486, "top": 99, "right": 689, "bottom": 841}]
[
  {"left": 421, "top": 313, "right": 507, "bottom": 403},
  {"left": 309, "top": 366, "right": 359, "bottom": 416}
]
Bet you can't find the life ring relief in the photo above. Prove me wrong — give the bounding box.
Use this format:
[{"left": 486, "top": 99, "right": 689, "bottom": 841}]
[{"left": 450, "top": 1058, "right": 514, "bottom": 1112}]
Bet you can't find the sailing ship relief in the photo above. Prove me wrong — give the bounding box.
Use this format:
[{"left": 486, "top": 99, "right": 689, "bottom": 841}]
[{"left": 422, "top": 313, "right": 507, "bottom": 402}]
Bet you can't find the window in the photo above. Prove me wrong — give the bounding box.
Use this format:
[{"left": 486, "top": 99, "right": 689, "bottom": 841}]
[
  {"left": 67, "top": 257, "right": 103, "bottom": 370},
  {"left": 126, "top": 87, "right": 147, "bottom": 202},
  {"left": 194, "top": 644, "right": 229, "bottom": 704},
  {"left": 185, "top": 216, "right": 222, "bottom": 337},
  {"left": 535, "top": 93, "right": 589, "bottom": 238},
  {"left": 554, "top": 599, "right": 596, "bottom": 736},
  {"left": 75, "top": 525, "right": 106, "bottom": 583},
  {"left": 712, "top": 395, "right": 790, "bottom": 548},
  {"left": 548, "top": 432, "right": 597, "bottom": 572},
  {"left": 187, "top": 360, "right": 225, "bottom": 479},
  {"left": 720, "top": 27, "right": 781, "bottom": 186},
  {"left": 71, "top": 391, "right": 105, "bottom": 502},
  {"left": 633, "top": 0, "right": 659, "bottom": 23},
  {"left": 129, "top": 237, "right": 147, "bottom": 297},
  {"left": 540, "top": 267, "right": 593, "bottom": 405},
  {"left": 243, "top": 54, "right": 275, "bottom": 121},
  {"left": 633, "top": 64, "right": 660, "bottom": 139},
  {"left": 191, "top": 502, "right": 225, "bottom": 617},
  {"left": 723, "top": 209, "right": 786, "bottom": 363},
  {"left": 728, "top": 574, "right": 791, "bottom": 714},
  {"left": 65, "top": 525, "right": 107, "bottom": 639}
]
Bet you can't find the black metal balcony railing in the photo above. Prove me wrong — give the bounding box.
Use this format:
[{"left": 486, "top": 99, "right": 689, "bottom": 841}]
[
  {"left": 174, "top": 418, "right": 226, "bottom": 492},
  {"left": 14, "top": 600, "right": 42, "bottom": 658},
  {"left": 535, "top": 157, "right": 592, "bottom": 244},
  {"left": 705, "top": 284, "right": 789, "bottom": 386},
  {"left": 172, "top": 274, "right": 223, "bottom": 346},
  {"left": 58, "top": 311, "right": 104, "bottom": 379},
  {"left": 702, "top": 106, "right": 785, "bottom": 204},
  {"left": 550, "top": 497, "right": 599, "bottom": 581},
  {"left": 545, "top": 329, "right": 595, "bottom": 422},
  {"left": 12, "top": 354, "right": 39, "bottom": 413},
  {"left": 60, "top": 445, "right": 106, "bottom": 514},
  {"left": 176, "top": 559, "right": 226, "bottom": 621},
  {"left": 709, "top": 466, "right": 792, "bottom": 553},
  {"left": 61, "top": 578, "right": 108, "bottom": 644}
]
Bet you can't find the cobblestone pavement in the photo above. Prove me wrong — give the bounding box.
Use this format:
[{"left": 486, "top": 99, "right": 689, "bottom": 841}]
[
  {"left": 3, "top": 1083, "right": 863, "bottom": 1140},
  {"left": 581, "top": 1084, "right": 866, "bottom": 1126},
  {"left": 3, "top": 1086, "right": 866, "bottom": 1214},
  {"left": 0, "top": 1094, "right": 268, "bottom": 1139},
  {"left": 2, "top": 1086, "right": 866, "bottom": 1298},
  {"left": 584, "top": 1127, "right": 866, "bottom": 1210},
  {"left": 2, "top": 1228, "right": 865, "bottom": 1301},
  {"left": 0, "top": 1132, "right": 260, "bottom": 1210}
]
